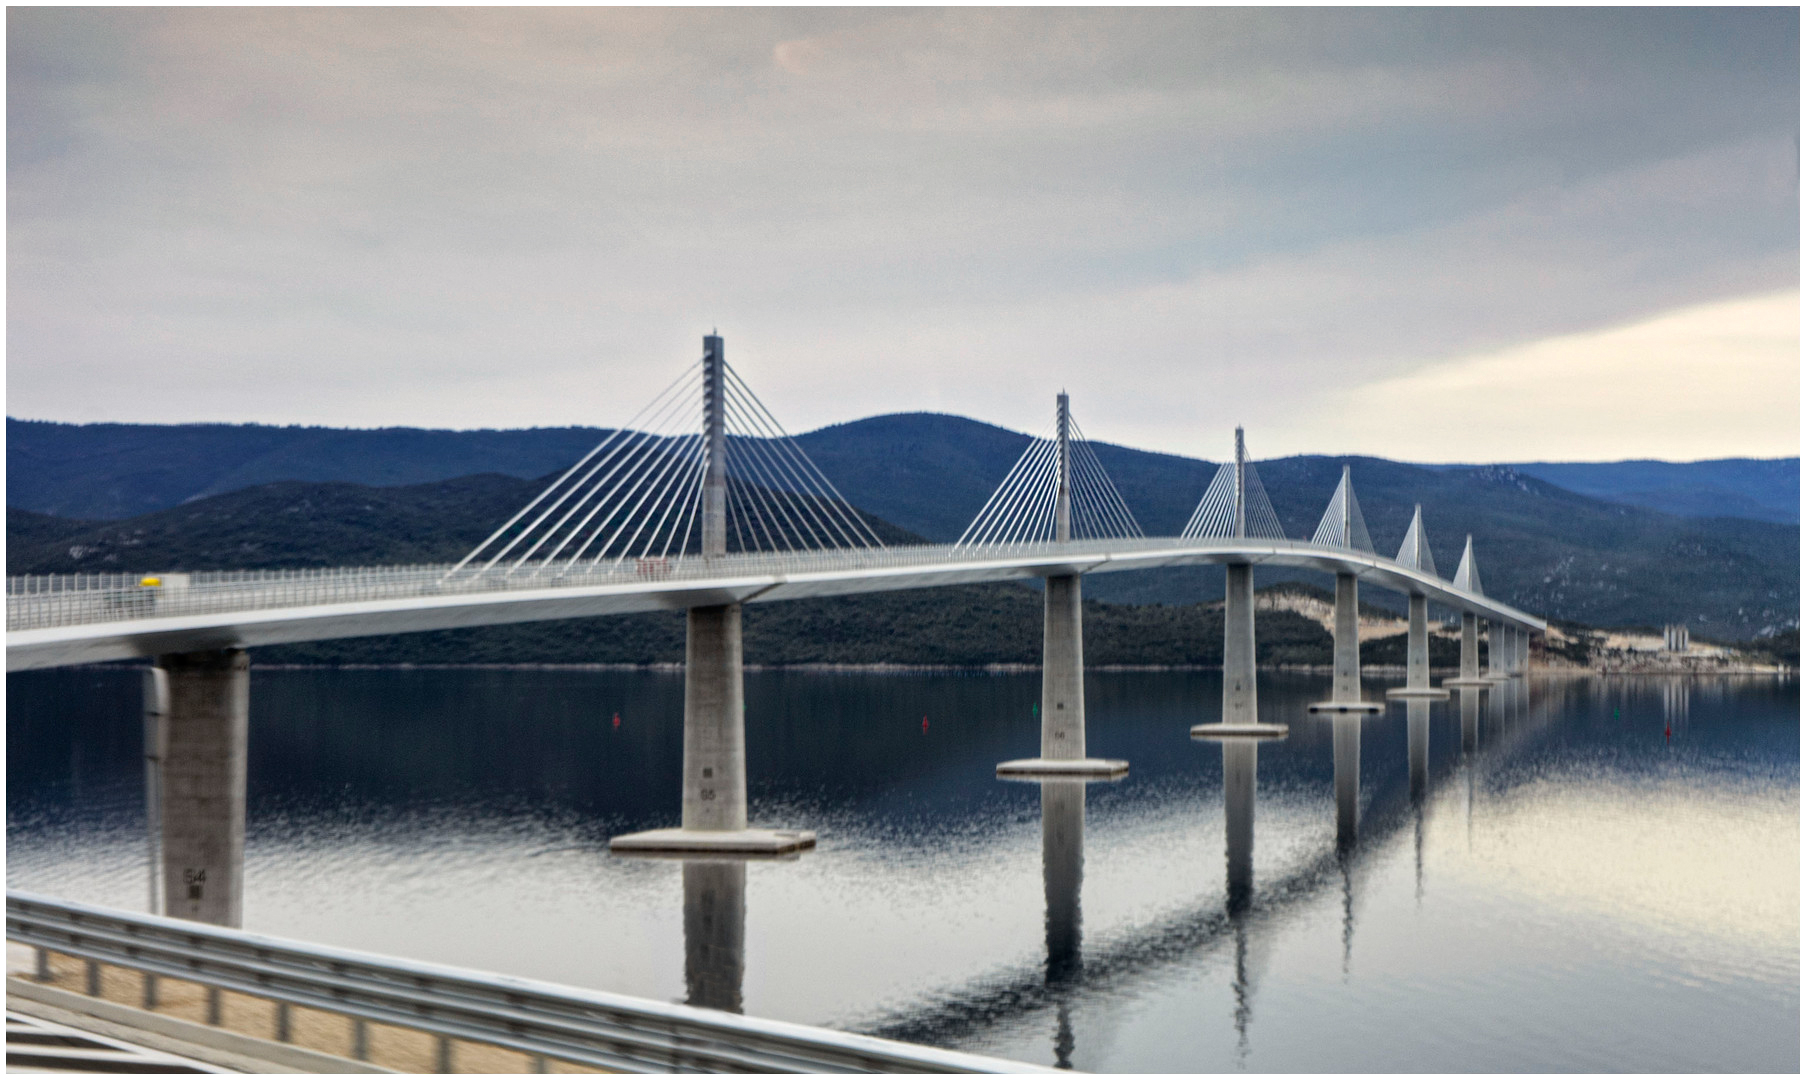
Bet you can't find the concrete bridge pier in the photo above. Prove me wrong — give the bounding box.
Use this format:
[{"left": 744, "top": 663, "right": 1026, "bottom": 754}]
[
  {"left": 1311, "top": 573, "right": 1383, "bottom": 714},
  {"left": 998, "top": 574, "right": 1128, "bottom": 778},
  {"left": 151, "top": 649, "right": 248, "bottom": 928},
  {"left": 1481, "top": 621, "right": 1511, "bottom": 683},
  {"left": 1388, "top": 594, "right": 1449, "bottom": 700},
  {"left": 612, "top": 604, "right": 816, "bottom": 855},
  {"left": 1000, "top": 394, "right": 1127, "bottom": 778},
  {"left": 1192, "top": 562, "right": 1289, "bottom": 737},
  {"left": 1444, "top": 613, "right": 1490, "bottom": 688},
  {"left": 613, "top": 333, "right": 815, "bottom": 857}
]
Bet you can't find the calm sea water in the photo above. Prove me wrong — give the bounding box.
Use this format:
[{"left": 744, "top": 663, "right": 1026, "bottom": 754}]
[{"left": 7, "top": 668, "right": 1799, "bottom": 1072}]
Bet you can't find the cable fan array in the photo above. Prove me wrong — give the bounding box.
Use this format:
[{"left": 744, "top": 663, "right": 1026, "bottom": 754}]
[
  {"left": 955, "top": 409, "right": 1143, "bottom": 548},
  {"left": 451, "top": 357, "right": 882, "bottom": 577},
  {"left": 1309, "top": 466, "right": 1374, "bottom": 552},
  {"left": 1180, "top": 429, "right": 1286, "bottom": 540}
]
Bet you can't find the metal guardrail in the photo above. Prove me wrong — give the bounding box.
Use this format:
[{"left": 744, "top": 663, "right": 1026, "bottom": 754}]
[
  {"left": 5, "top": 542, "right": 1122, "bottom": 633},
  {"left": 6, "top": 890, "right": 1047, "bottom": 1074}
]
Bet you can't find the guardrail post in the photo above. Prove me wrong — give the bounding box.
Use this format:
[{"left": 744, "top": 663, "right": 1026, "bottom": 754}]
[
  {"left": 155, "top": 648, "right": 249, "bottom": 927},
  {"left": 35, "top": 946, "right": 50, "bottom": 981},
  {"left": 276, "top": 1001, "right": 292, "bottom": 1042},
  {"left": 85, "top": 957, "right": 101, "bottom": 996},
  {"left": 436, "top": 1034, "right": 454, "bottom": 1072},
  {"left": 353, "top": 1018, "right": 369, "bottom": 1061},
  {"left": 207, "top": 986, "right": 222, "bottom": 1025}
]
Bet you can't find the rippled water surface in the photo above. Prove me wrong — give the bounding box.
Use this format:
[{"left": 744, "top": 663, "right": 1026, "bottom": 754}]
[{"left": 8, "top": 668, "right": 1799, "bottom": 1071}]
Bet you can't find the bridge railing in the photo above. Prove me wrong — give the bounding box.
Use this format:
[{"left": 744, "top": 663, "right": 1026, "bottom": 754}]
[
  {"left": 6, "top": 537, "right": 1496, "bottom": 635},
  {"left": 5, "top": 539, "right": 1194, "bottom": 634},
  {"left": 7, "top": 890, "right": 1043, "bottom": 1073}
]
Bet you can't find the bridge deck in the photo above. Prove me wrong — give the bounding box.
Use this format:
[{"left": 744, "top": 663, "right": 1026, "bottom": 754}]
[{"left": 7, "top": 539, "right": 1543, "bottom": 671}]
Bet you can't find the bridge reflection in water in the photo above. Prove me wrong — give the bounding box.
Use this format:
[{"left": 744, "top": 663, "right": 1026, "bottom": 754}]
[
  {"left": 857, "top": 676, "right": 1561, "bottom": 1069},
  {"left": 683, "top": 859, "right": 747, "bottom": 1015}
]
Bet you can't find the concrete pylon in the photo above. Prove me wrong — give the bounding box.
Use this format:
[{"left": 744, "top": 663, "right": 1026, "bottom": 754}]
[
  {"left": 153, "top": 649, "right": 248, "bottom": 928},
  {"left": 613, "top": 334, "right": 816, "bottom": 856},
  {"left": 699, "top": 333, "right": 728, "bottom": 559},
  {"left": 1000, "top": 394, "right": 1127, "bottom": 779},
  {"left": 1389, "top": 505, "right": 1447, "bottom": 700},
  {"left": 1388, "top": 594, "right": 1449, "bottom": 700},
  {"left": 1194, "top": 429, "right": 1287, "bottom": 737},
  {"left": 1481, "top": 620, "right": 1511, "bottom": 683},
  {"left": 1509, "top": 626, "right": 1531, "bottom": 676},
  {"left": 1310, "top": 572, "right": 1383, "bottom": 714},
  {"left": 1444, "top": 611, "right": 1490, "bottom": 688}
]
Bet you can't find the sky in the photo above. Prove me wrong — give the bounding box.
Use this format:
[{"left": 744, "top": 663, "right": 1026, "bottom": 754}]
[{"left": 7, "top": 7, "right": 1799, "bottom": 462}]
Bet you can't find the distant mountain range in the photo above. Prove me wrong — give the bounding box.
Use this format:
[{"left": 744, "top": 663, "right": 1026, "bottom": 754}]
[
  {"left": 5, "top": 414, "right": 1799, "bottom": 639},
  {"left": 9, "top": 415, "right": 1797, "bottom": 525}
]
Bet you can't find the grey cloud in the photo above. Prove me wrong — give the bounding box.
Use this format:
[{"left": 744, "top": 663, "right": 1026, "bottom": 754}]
[{"left": 6, "top": 8, "right": 1797, "bottom": 452}]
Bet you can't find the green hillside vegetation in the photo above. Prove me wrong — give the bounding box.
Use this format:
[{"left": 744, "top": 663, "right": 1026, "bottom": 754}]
[{"left": 6, "top": 449, "right": 1797, "bottom": 645}]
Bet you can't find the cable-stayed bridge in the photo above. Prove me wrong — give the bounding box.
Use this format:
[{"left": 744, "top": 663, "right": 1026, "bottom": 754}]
[{"left": 8, "top": 333, "right": 1542, "bottom": 882}]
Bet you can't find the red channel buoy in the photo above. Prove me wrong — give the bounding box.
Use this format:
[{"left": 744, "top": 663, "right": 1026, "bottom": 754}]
[{"left": 613, "top": 713, "right": 621, "bottom": 729}]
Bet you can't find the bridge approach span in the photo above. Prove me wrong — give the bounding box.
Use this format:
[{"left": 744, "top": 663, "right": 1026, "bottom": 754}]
[{"left": 7, "top": 537, "right": 1543, "bottom": 672}]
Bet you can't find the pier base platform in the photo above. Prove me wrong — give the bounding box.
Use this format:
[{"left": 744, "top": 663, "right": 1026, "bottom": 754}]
[
  {"left": 1442, "top": 677, "right": 1492, "bottom": 689},
  {"left": 610, "top": 828, "right": 816, "bottom": 857},
  {"left": 1191, "top": 723, "right": 1289, "bottom": 739},
  {"left": 1386, "top": 686, "right": 1451, "bottom": 700},
  {"left": 996, "top": 757, "right": 1128, "bottom": 779},
  {"left": 1307, "top": 700, "right": 1385, "bottom": 714}
]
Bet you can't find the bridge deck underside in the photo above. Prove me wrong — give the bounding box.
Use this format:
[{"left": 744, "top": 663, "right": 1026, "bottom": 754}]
[{"left": 7, "top": 542, "right": 1543, "bottom": 671}]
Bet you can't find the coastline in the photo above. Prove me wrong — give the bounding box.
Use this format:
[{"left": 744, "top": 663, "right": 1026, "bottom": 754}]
[{"left": 42, "top": 660, "right": 1792, "bottom": 676}]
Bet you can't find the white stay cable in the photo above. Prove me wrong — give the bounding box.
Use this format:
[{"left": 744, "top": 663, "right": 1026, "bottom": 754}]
[
  {"left": 575, "top": 433, "right": 704, "bottom": 565},
  {"left": 954, "top": 428, "right": 1052, "bottom": 547},
  {"left": 492, "top": 380, "right": 701, "bottom": 572},
  {"left": 967, "top": 432, "right": 1059, "bottom": 548},
  {"left": 998, "top": 435, "right": 1063, "bottom": 546},
  {"left": 615, "top": 434, "right": 708, "bottom": 564},
  {"left": 451, "top": 362, "right": 697, "bottom": 575},
  {"left": 724, "top": 367, "right": 884, "bottom": 548},
  {"left": 519, "top": 408, "right": 697, "bottom": 571},
  {"left": 721, "top": 390, "right": 844, "bottom": 549}
]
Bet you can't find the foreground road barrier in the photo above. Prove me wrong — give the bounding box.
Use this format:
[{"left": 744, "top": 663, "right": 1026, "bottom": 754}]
[{"left": 8, "top": 891, "right": 1047, "bottom": 1074}]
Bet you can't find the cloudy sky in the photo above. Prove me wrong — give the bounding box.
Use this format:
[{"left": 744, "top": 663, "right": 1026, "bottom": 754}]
[{"left": 8, "top": 8, "right": 1799, "bottom": 461}]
